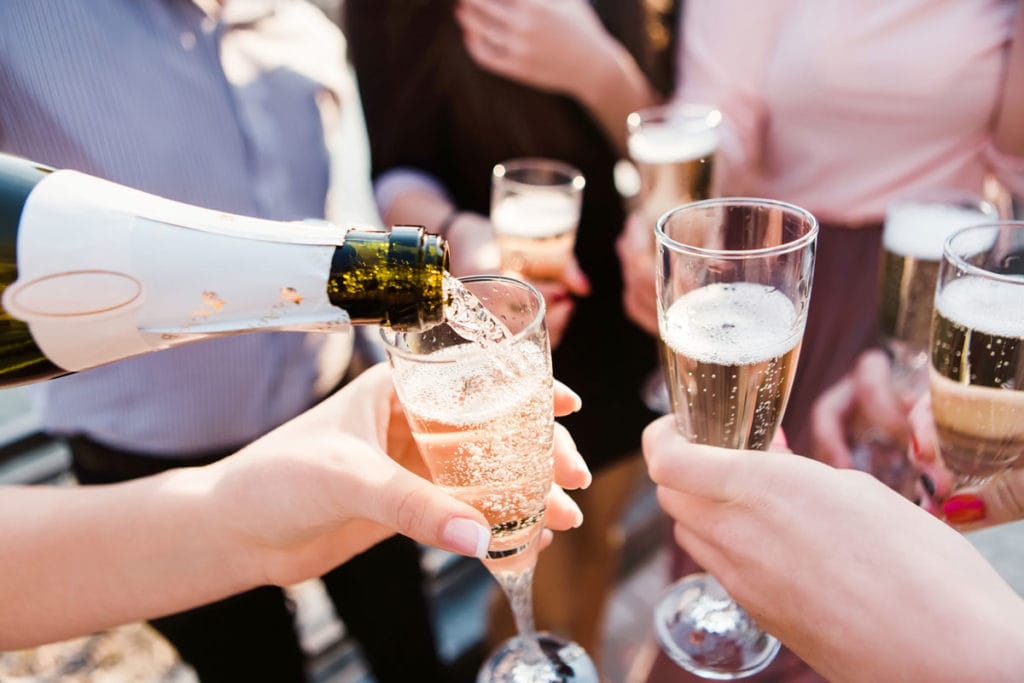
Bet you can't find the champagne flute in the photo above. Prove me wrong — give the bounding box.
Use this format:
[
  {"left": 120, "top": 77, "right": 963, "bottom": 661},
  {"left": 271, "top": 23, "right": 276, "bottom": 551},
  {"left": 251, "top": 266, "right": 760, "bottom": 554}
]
[
  {"left": 491, "top": 159, "right": 585, "bottom": 282},
  {"left": 929, "top": 222, "right": 1024, "bottom": 493},
  {"left": 380, "top": 275, "right": 597, "bottom": 683},
  {"left": 653, "top": 199, "right": 817, "bottom": 679},
  {"left": 854, "top": 191, "right": 997, "bottom": 495},
  {"left": 626, "top": 103, "right": 722, "bottom": 415}
]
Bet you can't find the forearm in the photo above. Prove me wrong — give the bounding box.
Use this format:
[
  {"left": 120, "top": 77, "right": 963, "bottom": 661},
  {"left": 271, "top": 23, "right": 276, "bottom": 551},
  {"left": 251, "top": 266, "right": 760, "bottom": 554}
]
[
  {"left": 0, "top": 466, "right": 257, "bottom": 649},
  {"left": 574, "top": 40, "right": 660, "bottom": 155}
]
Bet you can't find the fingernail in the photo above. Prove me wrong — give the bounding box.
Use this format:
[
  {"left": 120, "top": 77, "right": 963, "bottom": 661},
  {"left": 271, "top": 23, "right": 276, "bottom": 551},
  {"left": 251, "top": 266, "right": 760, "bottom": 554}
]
[
  {"left": 441, "top": 518, "right": 490, "bottom": 558},
  {"left": 566, "top": 389, "right": 583, "bottom": 413},
  {"left": 569, "top": 497, "right": 584, "bottom": 528},
  {"left": 910, "top": 432, "right": 920, "bottom": 458},
  {"left": 920, "top": 473, "right": 936, "bottom": 498},
  {"left": 577, "top": 455, "right": 592, "bottom": 489},
  {"left": 943, "top": 494, "right": 986, "bottom": 525}
]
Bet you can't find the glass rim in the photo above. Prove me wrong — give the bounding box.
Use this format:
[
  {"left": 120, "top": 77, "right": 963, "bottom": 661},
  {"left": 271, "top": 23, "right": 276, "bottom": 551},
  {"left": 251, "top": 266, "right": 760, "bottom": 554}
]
[
  {"left": 378, "top": 274, "right": 547, "bottom": 363},
  {"left": 627, "top": 102, "right": 722, "bottom": 132},
  {"left": 943, "top": 221, "right": 1024, "bottom": 285},
  {"left": 492, "top": 157, "right": 586, "bottom": 192},
  {"left": 655, "top": 197, "right": 819, "bottom": 260}
]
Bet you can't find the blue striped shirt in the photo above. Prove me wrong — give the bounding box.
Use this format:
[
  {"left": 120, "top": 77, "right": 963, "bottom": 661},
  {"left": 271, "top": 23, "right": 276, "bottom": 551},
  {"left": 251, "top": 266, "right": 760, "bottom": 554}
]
[{"left": 0, "top": 0, "right": 352, "bottom": 454}]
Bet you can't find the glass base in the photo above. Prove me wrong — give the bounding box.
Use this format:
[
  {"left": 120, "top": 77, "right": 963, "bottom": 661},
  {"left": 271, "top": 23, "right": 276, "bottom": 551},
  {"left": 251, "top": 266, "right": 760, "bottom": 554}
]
[
  {"left": 654, "top": 573, "right": 780, "bottom": 680},
  {"left": 476, "top": 632, "right": 598, "bottom": 683}
]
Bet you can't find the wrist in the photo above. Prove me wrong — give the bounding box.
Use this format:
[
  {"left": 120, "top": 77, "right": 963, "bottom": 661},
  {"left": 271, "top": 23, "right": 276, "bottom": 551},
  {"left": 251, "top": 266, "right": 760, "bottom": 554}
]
[{"left": 183, "top": 460, "right": 269, "bottom": 591}]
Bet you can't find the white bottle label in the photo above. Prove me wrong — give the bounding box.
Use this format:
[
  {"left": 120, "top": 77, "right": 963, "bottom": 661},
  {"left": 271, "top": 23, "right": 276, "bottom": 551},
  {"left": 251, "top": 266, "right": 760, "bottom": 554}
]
[{"left": 3, "top": 170, "right": 351, "bottom": 371}]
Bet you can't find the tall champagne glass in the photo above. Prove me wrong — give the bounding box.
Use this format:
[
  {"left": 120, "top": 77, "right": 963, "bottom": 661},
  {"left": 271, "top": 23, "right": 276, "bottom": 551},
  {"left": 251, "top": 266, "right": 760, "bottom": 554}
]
[
  {"left": 491, "top": 159, "right": 585, "bottom": 282},
  {"left": 381, "top": 275, "right": 597, "bottom": 683},
  {"left": 653, "top": 199, "right": 818, "bottom": 679},
  {"left": 854, "top": 191, "right": 997, "bottom": 495},
  {"left": 627, "top": 103, "right": 722, "bottom": 415},
  {"left": 929, "top": 222, "right": 1024, "bottom": 492}
]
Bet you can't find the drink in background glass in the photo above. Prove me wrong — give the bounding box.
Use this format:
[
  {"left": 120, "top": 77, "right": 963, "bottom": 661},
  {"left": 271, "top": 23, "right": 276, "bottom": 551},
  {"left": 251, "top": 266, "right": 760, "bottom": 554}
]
[
  {"left": 930, "top": 223, "right": 1024, "bottom": 490},
  {"left": 654, "top": 199, "right": 818, "bottom": 680},
  {"left": 856, "top": 191, "right": 997, "bottom": 495},
  {"left": 627, "top": 103, "right": 720, "bottom": 222},
  {"left": 490, "top": 159, "right": 585, "bottom": 282},
  {"left": 381, "top": 275, "right": 597, "bottom": 683},
  {"left": 627, "top": 103, "right": 722, "bottom": 415}
]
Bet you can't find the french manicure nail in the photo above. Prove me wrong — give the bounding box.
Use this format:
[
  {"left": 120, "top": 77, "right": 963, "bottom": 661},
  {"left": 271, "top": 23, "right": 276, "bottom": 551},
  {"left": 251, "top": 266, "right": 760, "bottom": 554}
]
[
  {"left": 441, "top": 517, "right": 490, "bottom": 559},
  {"left": 920, "top": 473, "right": 936, "bottom": 498},
  {"left": 943, "top": 494, "right": 986, "bottom": 525}
]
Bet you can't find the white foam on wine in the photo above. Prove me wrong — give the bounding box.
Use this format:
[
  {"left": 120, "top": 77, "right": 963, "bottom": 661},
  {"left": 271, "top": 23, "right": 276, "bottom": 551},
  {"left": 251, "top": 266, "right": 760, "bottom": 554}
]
[
  {"left": 491, "top": 192, "right": 579, "bottom": 239},
  {"left": 628, "top": 121, "right": 719, "bottom": 165},
  {"left": 662, "top": 282, "right": 801, "bottom": 365},
  {"left": 391, "top": 341, "right": 550, "bottom": 426},
  {"left": 936, "top": 275, "right": 1024, "bottom": 339},
  {"left": 883, "top": 203, "right": 992, "bottom": 260}
]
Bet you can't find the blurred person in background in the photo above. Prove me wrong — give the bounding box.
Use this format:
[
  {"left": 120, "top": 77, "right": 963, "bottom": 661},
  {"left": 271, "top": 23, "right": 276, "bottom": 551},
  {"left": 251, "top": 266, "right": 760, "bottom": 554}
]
[
  {"left": 0, "top": 1, "right": 447, "bottom": 680},
  {"left": 616, "top": 1, "right": 1024, "bottom": 680},
  {"left": 342, "top": 0, "right": 677, "bottom": 673}
]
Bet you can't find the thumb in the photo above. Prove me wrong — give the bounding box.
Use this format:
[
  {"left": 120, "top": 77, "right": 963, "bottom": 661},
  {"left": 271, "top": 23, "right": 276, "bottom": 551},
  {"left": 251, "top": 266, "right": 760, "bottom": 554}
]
[
  {"left": 355, "top": 464, "right": 492, "bottom": 558},
  {"left": 945, "top": 466, "right": 1024, "bottom": 530}
]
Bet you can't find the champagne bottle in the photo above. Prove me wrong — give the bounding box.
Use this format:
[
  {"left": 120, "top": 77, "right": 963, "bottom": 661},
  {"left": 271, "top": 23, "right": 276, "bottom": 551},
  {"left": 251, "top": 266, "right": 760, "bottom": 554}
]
[{"left": 0, "top": 153, "right": 449, "bottom": 387}]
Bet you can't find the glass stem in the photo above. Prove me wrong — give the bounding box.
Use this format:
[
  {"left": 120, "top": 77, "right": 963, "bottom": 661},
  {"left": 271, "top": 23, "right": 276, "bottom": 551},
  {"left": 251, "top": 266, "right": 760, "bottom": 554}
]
[{"left": 493, "top": 565, "right": 544, "bottom": 663}]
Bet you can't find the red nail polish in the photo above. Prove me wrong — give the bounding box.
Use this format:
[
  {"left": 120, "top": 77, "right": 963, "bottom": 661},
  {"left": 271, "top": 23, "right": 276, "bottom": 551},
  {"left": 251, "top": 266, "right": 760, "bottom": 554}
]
[
  {"left": 910, "top": 432, "right": 920, "bottom": 458},
  {"left": 943, "top": 494, "right": 986, "bottom": 525}
]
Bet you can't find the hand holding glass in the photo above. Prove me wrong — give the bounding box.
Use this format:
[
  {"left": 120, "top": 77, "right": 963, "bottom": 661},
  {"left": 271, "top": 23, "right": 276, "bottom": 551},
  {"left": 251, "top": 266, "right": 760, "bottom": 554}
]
[
  {"left": 491, "top": 159, "right": 585, "bottom": 282},
  {"left": 854, "top": 191, "right": 997, "bottom": 494},
  {"left": 381, "top": 275, "right": 597, "bottom": 683},
  {"left": 929, "top": 222, "right": 1024, "bottom": 493},
  {"left": 654, "top": 199, "right": 817, "bottom": 679}
]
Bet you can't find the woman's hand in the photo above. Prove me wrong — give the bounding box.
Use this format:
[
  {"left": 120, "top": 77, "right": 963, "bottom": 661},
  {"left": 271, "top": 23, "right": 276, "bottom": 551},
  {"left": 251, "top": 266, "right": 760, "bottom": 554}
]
[
  {"left": 642, "top": 415, "right": 1024, "bottom": 682},
  {"left": 615, "top": 210, "right": 659, "bottom": 336},
  {"left": 908, "top": 394, "right": 1024, "bottom": 528},
  {"left": 216, "top": 363, "right": 591, "bottom": 587},
  {"left": 810, "top": 349, "right": 915, "bottom": 469},
  {"left": 455, "top": 0, "right": 615, "bottom": 99}
]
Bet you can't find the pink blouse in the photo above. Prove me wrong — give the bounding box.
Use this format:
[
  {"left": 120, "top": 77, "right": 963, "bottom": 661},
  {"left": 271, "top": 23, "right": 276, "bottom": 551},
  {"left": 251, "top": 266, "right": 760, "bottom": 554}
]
[{"left": 677, "top": 0, "right": 1023, "bottom": 224}]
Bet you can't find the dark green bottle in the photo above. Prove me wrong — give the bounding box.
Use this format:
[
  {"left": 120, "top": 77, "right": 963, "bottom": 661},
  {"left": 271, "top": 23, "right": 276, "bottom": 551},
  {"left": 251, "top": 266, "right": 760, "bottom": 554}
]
[{"left": 0, "top": 152, "right": 449, "bottom": 387}]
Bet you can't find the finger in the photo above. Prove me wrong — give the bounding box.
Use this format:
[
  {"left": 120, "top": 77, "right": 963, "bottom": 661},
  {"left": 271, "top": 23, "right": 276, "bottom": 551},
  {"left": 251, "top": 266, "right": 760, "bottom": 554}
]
[
  {"left": 458, "top": 0, "right": 516, "bottom": 33},
  {"left": 457, "top": 10, "right": 511, "bottom": 72},
  {"left": 552, "top": 422, "right": 591, "bottom": 489},
  {"left": 810, "top": 376, "right": 856, "bottom": 468},
  {"left": 907, "top": 393, "right": 938, "bottom": 466},
  {"left": 537, "top": 528, "right": 555, "bottom": 551},
  {"left": 851, "top": 350, "right": 910, "bottom": 442},
  {"left": 623, "top": 288, "right": 660, "bottom": 336},
  {"left": 945, "top": 466, "right": 1024, "bottom": 531},
  {"left": 545, "top": 485, "right": 584, "bottom": 530},
  {"left": 553, "top": 380, "right": 583, "bottom": 416},
  {"left": 642, "top": 417, "right": 744, "bottom": 501},
  {"left": 350, "top": 463, "right": 491, "bottom": 559},
  {"left": 545, "top": 298, "right": 575, "bottom": 348},
  {"left": 907, "top": 394, "right": 955, "bottom": 501},
  {"left": 561, "top": 258, "right": 591, "bottom": 297}
]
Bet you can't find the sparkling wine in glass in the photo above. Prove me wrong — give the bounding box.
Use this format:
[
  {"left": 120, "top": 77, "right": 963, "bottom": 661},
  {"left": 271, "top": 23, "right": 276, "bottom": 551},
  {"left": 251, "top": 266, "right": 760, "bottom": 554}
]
[
  {"left": 381, "top": 274, "right": 597, "bottom": 683},
  {"left": 491, "top": 159, "right": 585, "bottom": 282},
  {"left": 626, "top": 103, "right": 721, "bottom": 415},
  {"left": 653, "top": 199, "right": 817, "bottom": 679},
  {"left": 856, "top": 191, "right": 997, "bottom": 495},
  {"left": 929, "top": 222, "right": 1024, "bottom": 492}
]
